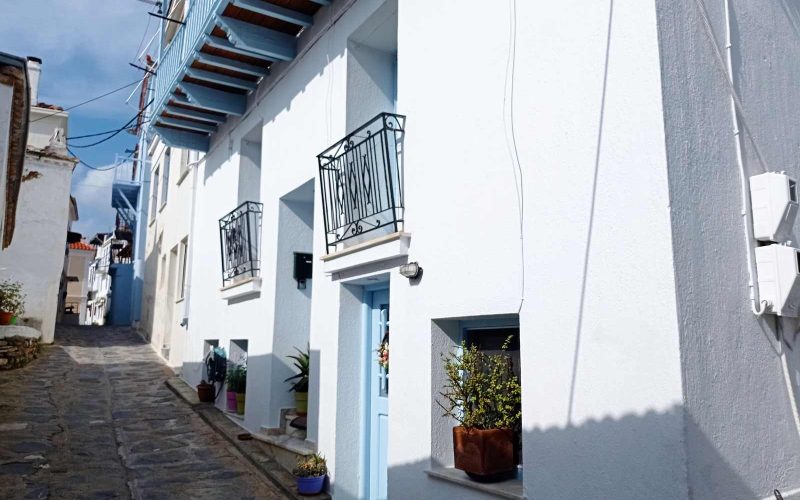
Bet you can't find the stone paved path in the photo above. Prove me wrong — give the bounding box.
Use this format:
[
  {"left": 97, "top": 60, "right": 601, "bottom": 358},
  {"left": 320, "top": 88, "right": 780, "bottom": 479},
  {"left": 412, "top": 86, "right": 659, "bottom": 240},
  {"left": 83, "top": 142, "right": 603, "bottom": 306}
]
[{"left": 0, "top": 325, "right": 289, "bottom": 499}]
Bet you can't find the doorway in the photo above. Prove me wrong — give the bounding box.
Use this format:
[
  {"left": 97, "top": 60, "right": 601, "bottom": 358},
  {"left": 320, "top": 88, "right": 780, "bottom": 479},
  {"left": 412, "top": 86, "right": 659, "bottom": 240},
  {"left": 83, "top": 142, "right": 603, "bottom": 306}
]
[{"left": 366, "top": 287, "right": 389, "bottom": 499}]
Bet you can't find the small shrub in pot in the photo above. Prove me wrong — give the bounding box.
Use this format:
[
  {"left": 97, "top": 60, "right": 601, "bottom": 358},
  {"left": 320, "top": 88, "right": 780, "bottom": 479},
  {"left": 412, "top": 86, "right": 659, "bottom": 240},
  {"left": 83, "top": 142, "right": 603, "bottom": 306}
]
[{"left": 293, "top": 453, "right": 327, "bottom": 495}]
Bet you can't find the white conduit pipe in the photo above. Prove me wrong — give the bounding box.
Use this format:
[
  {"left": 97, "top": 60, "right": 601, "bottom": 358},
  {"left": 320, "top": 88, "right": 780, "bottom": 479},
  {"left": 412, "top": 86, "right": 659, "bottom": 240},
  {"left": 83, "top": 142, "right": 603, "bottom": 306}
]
[{"left": 722, "top": 0, "right": 769, "bottom": 317}]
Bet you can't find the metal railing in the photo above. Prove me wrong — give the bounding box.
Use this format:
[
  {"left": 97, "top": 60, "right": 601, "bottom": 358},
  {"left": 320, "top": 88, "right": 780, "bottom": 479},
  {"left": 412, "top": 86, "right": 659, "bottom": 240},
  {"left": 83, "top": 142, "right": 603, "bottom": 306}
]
[
  {"left": 317, "top": 113, "right": 406, "bottom": 253},
  {"left": 219, "top": 201, "right": 263, "bottom": 286},
  {"left": 152, "top": 0, "right": 222, "bottom": 124}
]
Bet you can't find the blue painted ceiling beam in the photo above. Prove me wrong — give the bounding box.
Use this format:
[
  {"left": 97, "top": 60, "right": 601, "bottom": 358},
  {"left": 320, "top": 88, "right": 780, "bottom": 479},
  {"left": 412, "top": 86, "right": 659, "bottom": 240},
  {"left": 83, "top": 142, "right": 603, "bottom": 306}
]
[
  {"left": 230, "top": 0, "right": 313, "bottom": 27},
  {"left": 154, "top": 126, "right": 210, "bottom": 152},
  {"left": 157, "top": 116, "right": 218, "bottom": 134},
  {"left": 217, "top": 16, "right": 297, "bottom": 61},
  {"left": 177, "top": 81, "right": 247, "bottom": 116},
  {"left": 185, "top": 67, "right": 258, "bottom": 91},
  {"left": 308, "top": 0, "right": 330, "bottom": 4},
  {"left": 194, "top": 53, "right": 269, "bottom": 77},
  {"left": 203, "top": 35, "right": 278, "bottom": 62},
  {"left": 164, "top": 104, "right": 225, "bottom": 123}
]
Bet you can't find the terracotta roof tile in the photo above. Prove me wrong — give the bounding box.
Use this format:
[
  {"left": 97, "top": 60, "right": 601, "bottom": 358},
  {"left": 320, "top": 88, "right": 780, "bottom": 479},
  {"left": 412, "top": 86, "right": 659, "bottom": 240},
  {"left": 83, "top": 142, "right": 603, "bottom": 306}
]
[{"left": 68, "top": 242, "right": 95, "bottom": 251}]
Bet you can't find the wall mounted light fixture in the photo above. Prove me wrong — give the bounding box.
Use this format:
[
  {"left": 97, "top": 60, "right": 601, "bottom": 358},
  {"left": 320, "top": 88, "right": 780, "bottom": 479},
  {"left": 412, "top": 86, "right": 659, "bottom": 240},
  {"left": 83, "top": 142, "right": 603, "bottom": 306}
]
[{"left": 399, "top": 262, "right": 422, "bottom": 280}]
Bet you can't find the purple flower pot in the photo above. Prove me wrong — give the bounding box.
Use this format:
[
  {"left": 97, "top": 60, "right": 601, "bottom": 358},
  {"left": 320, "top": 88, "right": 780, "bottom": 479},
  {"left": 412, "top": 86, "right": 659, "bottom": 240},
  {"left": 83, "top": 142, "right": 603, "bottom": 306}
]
[
  {"left": 296, "top": 475, "right": 325, "bottom": 495},
  {"left": 226, "top": 391, "right": 237, "bottom": 412}
]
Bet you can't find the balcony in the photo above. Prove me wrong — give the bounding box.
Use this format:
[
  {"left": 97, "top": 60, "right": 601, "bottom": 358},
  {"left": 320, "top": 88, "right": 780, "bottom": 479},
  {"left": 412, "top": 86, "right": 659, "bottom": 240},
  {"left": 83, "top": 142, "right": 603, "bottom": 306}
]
[
  {"left": 149, "top": 0, "right": 331, "bottom": 152},
  {"left": 317, "top": 113, "right": 406, "bottom": 254},
  {"left": 219, "top": 201, "right": 263, "bottom": 286},
  {"left": 111, "top": 158, "right": 140, "bottom": 230}
]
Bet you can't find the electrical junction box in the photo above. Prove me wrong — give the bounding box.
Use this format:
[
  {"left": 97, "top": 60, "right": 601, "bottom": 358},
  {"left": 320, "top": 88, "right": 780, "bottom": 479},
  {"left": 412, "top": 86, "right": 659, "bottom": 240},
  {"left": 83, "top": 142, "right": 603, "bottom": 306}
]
[
  {"left": 750, "top": 172, "right": 798, "bottom": 242},
  {"left": 755, "top": 244, "right": 800, "bottom": 317}
]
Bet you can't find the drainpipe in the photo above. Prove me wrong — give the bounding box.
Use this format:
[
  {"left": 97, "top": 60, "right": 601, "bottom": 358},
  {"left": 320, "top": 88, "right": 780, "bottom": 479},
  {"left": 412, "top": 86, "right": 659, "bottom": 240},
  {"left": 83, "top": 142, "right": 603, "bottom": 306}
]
[
  {"left": 180, "top": 154, "right": 203, "bottom": 327},
  {"left": 724, "top": 0, "right": 768, "bottom": 317}
]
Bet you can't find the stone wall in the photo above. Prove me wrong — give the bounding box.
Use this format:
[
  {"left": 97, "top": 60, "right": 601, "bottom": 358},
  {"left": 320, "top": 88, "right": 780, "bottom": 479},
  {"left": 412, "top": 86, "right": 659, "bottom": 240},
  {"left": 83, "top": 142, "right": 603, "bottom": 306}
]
[{"left": 0, "top": 336, "right": 40, "bottom": 370}]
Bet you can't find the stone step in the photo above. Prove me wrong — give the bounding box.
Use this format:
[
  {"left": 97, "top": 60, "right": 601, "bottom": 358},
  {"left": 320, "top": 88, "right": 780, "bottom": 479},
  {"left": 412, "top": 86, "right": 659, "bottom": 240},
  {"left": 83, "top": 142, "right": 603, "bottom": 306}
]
[{"left": 254, "top": 428, "right": 316, "bottom": 474}]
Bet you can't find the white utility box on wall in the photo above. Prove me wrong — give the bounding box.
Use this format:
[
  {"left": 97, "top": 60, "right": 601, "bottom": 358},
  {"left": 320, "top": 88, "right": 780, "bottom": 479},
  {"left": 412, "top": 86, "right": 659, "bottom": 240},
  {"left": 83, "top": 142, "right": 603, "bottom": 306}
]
[
  {"left": 750, "top": 172, "right": 798, "bottom": 242},
  {"left": 755, "top": 244, "right": 800, "bottom": 317}
]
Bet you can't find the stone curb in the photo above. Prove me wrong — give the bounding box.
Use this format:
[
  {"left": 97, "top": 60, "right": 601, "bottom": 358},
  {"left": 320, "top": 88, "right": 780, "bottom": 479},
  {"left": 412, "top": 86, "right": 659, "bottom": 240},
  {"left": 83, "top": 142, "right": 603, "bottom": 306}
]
[{"left": 165, "top": 376, "right": 329, "bottom": 500}]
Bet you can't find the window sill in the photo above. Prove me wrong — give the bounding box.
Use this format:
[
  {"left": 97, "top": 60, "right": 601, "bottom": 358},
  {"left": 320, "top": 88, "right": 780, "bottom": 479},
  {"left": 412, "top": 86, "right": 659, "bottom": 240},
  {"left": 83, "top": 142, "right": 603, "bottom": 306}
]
[
  {"left": 321, "top": 231, "right": 411, "bottom": 275},
  {"left": 220, "top": 276, "right": 261, "bottom": 302},
  {"left": 425, "top": 467, "right": 523, "bottom": 500}
]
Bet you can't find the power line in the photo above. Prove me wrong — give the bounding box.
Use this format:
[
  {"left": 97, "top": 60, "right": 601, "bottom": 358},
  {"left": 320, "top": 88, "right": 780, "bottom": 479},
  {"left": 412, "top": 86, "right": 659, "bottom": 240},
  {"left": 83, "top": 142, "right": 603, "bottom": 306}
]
[
  {"left": 67, "top": 146, "right": 121, "bottom": 171},
  {"left": 30, "top": 79, "right": 143, "bottom": 123},
  {"left": 66, "top": 119, "right": 150, "bottom": 141},
  {"left": 68, "top": 100, "right": 152, "bottom": 148}
]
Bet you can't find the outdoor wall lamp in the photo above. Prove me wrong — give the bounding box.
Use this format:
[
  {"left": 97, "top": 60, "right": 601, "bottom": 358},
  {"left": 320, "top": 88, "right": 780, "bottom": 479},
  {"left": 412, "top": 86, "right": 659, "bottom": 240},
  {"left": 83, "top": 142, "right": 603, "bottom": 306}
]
[{"left": 399, "top": 262, "right": 422, "bottom": 280}]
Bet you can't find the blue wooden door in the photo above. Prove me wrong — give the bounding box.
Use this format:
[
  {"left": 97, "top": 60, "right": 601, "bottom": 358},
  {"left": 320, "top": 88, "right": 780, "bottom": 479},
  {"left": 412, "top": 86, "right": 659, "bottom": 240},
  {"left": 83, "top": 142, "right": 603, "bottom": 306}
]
[{"left": 368, "top": 289, "right": 389, "bottom": 499}]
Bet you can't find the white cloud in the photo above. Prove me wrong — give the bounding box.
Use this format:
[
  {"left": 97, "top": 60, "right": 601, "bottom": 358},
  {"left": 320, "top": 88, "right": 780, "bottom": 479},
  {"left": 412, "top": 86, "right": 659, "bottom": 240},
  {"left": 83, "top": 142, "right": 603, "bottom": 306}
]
[
  {"left": 70, "top": 165, "right": 118, "bottom": 238},
  {"left": 0, "top": 0, "right": 155, "bottom": 115}
]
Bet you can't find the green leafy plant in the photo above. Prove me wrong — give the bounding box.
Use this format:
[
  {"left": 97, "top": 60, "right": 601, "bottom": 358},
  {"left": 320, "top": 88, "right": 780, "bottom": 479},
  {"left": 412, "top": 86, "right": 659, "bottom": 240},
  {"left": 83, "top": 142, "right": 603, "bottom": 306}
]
[
  {"left": 293, "top": 453, "right": 327, "bottom": 478},
  {"left": 0, "top": 280, "right": 25, "bottom": 316},
  {"left": 227, "top": 365, "right": 247, "bottom": 393},
  {"left": 284, "top": 345, "right": 309, "bottom": 393},
  {"left": 437, "top": 338, "right": 521, "bottom": 430}
]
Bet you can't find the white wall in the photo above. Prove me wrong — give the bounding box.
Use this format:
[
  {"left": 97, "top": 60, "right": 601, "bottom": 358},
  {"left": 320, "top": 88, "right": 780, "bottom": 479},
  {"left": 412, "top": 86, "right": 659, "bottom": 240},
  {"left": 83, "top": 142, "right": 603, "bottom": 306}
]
[
  {"left": 657, "top": 0, "right": 800, "bottom": 498},
  {"left": 0, "top": 155, "right": 74, "bottom": 342},
  {"left": 65, "top": 247, "right": 94, "bottom": 323}
]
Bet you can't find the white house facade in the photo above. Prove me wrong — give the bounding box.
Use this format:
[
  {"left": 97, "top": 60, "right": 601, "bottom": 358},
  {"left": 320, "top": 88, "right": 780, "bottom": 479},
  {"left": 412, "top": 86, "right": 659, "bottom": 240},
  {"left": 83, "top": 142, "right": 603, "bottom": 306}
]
[
  {"left": 132, "top": 0, "right": 800, "bottom": 499},
  {"left": 64, "top": 241, "right": 96, "bottom": 325},
  {"left": 0, "top": 57, "right": 77, "bottom": 343}
]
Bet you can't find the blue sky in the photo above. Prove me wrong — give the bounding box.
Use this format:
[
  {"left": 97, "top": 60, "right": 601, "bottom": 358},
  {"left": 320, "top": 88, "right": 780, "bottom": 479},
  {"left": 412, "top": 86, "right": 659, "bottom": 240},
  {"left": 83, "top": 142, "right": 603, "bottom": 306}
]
[{"left": 0, "top": 0, "right": 157, "bottom": 237}]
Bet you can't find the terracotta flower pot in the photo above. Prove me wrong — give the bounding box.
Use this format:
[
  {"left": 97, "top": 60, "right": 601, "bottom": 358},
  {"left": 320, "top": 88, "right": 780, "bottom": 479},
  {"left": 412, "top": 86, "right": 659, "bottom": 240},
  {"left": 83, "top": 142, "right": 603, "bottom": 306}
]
[
  {"left": 0, "top": 311, "right": 13, "bottom": 325},
  {"left": 295, "top": 391, "right": 308, "bottom": 416},
  {"left": 453, "top": 426, "right": 516, "bottom": 481},
  {"left": 236, "top": 392, "right": 246, "bottom": 415},
  {"left": 226, "top": 390, "right": 238, "bottom": 411},
  {"left": 196, "top": 382, "right": 215, "bottom": 402}
]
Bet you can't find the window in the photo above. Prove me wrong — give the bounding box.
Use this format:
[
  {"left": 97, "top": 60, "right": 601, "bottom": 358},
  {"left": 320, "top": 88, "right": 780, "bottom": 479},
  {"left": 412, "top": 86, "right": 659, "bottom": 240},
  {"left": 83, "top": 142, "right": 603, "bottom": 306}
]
[
  {"left": 178, "top": 149, "right": 190, "bottom": 182},
  {"left": 177, "top": 237, "right": 188, "bottom": 300},
  {"left": 150, "top": 166, "right": 160, "bottom": 221},
  {"left": 160, "top": 148, "right": 170, "bottom": 209}
]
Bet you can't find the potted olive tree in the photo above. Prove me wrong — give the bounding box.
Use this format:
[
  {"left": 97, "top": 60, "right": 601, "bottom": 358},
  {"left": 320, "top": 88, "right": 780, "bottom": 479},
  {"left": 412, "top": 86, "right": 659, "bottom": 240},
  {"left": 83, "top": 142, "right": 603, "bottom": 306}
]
[
  {"left": 293, "top": 453, "right": 327, "bottom": 495},
  {"left": 284, "top": 345, "right": 309, "bottom": 416},
  {"left": 0, "top": 280, "right": 25, "bottom": 326},
  {"left": 438, "top": 339, "right": 521, "bottom": 481}
]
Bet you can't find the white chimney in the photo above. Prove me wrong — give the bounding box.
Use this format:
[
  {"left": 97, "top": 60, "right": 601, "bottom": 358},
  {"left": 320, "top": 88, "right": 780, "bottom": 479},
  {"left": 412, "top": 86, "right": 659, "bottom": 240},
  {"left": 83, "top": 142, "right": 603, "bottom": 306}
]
[{"left": 26, "top": 56, "right": 41, "bottom": 106}]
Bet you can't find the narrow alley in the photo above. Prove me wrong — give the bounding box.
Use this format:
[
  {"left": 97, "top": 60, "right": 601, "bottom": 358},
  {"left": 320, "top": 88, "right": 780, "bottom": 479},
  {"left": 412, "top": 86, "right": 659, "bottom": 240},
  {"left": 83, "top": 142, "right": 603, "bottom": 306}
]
[{"left": 0, "top": 325, "right": 288, "bottom": 499}]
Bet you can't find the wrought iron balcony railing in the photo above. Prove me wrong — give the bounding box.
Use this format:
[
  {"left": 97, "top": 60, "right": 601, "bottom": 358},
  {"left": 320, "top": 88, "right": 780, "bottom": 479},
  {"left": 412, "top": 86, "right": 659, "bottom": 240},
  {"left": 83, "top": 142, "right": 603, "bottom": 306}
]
[
  {"left": 317, "top": 113, "right": 406, "bottom": 253},
  {"left": 219, "top": 201, "right": 263, "bottom": 286}
]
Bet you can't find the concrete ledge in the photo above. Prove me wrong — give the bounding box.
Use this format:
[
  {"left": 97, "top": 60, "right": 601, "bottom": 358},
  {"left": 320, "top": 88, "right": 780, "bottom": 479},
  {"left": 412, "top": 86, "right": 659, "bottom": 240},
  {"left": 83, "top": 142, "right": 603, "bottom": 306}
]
[
  {"left": 0, "top": 325, "right": 41, "bottom": 339},
  {"left": 220, "top": 277, "right": 261, "bottom": 301},
  {"left": 165, "top": 376, "right": 329, "bottom": 500},
  {"left": 321, "top": 232, "right": 411, "bottom": 274},
  {"left": 426, "top": 467, "right": 524, "bottom": 500}
]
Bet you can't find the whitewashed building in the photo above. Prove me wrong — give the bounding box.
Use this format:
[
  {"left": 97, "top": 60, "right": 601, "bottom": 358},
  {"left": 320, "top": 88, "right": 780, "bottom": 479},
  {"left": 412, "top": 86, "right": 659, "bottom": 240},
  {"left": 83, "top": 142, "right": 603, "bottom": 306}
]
[
  {"left": 134, "top": 0, "right": 800, "bottom": 498},
  {"left": 0, "top": 56, "right": 77, "bottom": 343},
  {"left": 63, "top": 240, "right": 96, "bottom": 325}
]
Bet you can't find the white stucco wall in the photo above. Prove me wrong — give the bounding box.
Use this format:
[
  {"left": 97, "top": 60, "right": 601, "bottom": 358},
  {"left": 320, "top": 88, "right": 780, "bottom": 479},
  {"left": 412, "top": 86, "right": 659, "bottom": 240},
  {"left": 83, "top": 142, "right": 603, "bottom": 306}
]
[
  {"left": 657, "top": 1, "right": 800, "bottom": 498},
  {"left": 65, "top": 247, "right": 94, "bottom": 324},
  {"left": 0, "top": 155, "right": 74, "bottom": 342},
  {"left": 141, "top": 139, "right": 194, "bottom": 368}
]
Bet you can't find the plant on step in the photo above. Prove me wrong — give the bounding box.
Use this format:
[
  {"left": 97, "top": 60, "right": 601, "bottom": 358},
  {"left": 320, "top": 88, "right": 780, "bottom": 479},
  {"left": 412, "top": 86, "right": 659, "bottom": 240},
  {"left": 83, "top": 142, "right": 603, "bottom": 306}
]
[
  {"left": 227, "top": 365, "right": 247, "bottom": 394},
  {"left": 437, "top": 337, "right": 521, "bottom": 480},
  {"left": 285, "top": 345, "right": 310, "bottom": 416},
  {"left": 0, "top": 279, "right": 25, "bottom": 318},
  {"left": 293, "top": 453, "right": 327, "bottom": 477},
  {"left": 293, "top": 453, "right": 327, "bottom": 495},
  {"left": 284, "top": 345, "right": 309, "bottom": 393}
]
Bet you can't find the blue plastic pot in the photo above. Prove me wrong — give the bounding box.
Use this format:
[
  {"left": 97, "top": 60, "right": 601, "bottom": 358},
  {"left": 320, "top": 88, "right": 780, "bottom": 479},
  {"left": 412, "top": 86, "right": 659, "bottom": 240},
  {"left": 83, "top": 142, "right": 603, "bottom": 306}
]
[{"left": 296, "top": 475, "right": 325, "bottom": 495}]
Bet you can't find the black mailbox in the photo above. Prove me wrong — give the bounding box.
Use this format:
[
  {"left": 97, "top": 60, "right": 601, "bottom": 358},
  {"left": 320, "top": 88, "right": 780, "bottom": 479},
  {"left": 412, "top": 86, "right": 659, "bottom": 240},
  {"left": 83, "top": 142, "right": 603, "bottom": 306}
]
[{"left": 294, "top": 252, "right": 313, "bottom": 289}]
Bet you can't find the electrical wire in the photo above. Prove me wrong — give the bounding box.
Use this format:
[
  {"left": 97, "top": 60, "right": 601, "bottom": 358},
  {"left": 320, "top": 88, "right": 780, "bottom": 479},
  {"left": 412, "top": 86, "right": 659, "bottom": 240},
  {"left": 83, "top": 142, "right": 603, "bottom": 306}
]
[
  {"left": 30, "top": 80, "right": 143, "bottom": 123},
  {"left": 503, "top": 0, "right": 525, "bottom": 314},
  {"left": 67, "top": 146, "right": 136, "bottom": 172},
  {"left": 66, "top": 120, "right": 150, "bottom": 141},
  {"left": 68, "top": 100, "right": 153, "bottom": 148}
]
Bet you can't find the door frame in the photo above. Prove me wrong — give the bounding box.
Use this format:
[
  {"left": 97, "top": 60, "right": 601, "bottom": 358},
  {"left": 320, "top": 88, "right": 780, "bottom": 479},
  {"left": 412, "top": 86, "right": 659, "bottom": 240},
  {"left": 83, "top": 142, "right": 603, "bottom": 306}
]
[{"left": 361, "top": 284, "right": 389, "bottom": 499}]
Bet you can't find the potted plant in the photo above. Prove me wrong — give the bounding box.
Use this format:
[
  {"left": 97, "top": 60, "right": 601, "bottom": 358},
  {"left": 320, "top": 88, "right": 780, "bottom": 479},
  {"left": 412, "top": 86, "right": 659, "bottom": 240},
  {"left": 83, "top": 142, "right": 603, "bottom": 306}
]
[
  {"left": 0, "top": 280, "right": 25, "bottom": 326},
  {"left": 284, "top": 345, "right": 310, "bottom": 416},
  {"left": 196, "top": 380, "right": 215, "bottom": 402},
  {"left": 293, "top": 453, "right": 327, "bottom": 495},
  {"left": 226, "top": 365, "right": 241, "bottom": 412},
  {"left": 437, "top": 339, "right": 521, "bottom": 482},
  {"left": 230, "top": 365, "right": 247, "bottom": 415}
]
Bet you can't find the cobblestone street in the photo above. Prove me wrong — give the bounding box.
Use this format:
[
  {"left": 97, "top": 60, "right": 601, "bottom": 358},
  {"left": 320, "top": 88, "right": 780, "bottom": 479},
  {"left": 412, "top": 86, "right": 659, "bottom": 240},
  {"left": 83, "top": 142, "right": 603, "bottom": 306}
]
[{"left": 0, "top": 325, "right": 289, "bottom": 499}]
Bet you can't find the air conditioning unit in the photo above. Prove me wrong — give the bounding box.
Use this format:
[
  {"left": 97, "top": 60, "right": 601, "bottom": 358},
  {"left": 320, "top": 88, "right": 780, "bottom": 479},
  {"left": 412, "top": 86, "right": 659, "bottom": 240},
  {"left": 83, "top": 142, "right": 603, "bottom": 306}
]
[
  {"left": 750, "top": 172, "right": 798, "bottom": 242},
  {"left": 755, "top": 244, "right": 800, "bottom": 317}
]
